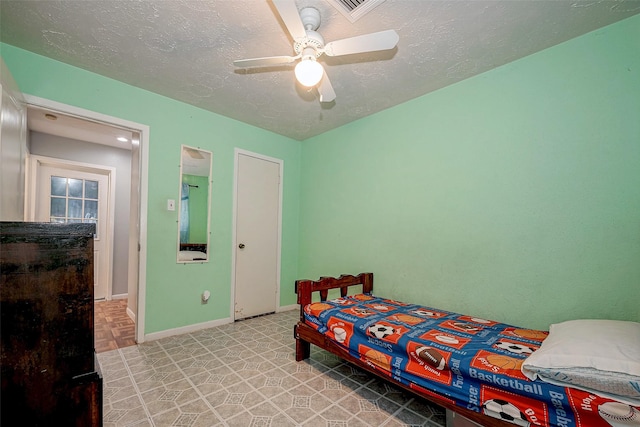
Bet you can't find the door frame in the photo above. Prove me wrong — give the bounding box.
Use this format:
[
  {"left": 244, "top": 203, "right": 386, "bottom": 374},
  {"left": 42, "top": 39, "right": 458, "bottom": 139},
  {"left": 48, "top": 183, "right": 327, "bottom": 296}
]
[
  {"left": 27, "top": 155, "right": 116, "bottom": 300},
  {"left": 23, "top": 94, "right": 150, "bottom": 344},
  {"left": 231, "top": 148, "right": 284, "bottom": 321}
]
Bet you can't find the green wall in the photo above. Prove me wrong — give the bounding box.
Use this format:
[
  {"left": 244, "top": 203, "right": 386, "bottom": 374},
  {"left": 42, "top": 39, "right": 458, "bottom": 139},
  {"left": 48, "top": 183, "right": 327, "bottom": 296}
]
[
  {"left": 299, "top": 15, "right": 640, "bottom": 329},
  {"left": 3, "top": 13, "right": 639, "bottom": 336},
  {"left": 1, "top": 44, "right": 302, "bottom": 334}
]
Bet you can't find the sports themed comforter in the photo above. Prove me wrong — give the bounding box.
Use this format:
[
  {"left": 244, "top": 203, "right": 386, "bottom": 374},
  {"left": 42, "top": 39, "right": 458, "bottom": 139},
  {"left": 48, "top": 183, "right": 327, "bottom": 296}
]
[{"left": 303, "top": 294, "right": 640, "bottom": 427}]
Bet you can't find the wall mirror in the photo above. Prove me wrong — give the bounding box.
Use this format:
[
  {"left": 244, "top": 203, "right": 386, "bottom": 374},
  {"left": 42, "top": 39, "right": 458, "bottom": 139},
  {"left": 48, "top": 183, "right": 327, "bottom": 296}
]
[{"left": 177, "top": 145, "right": 212, "bottom": 263}]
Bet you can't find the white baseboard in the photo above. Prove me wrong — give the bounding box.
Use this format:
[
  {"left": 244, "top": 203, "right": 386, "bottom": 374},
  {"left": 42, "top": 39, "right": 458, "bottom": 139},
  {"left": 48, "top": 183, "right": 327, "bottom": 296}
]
[
  {"left": 144, "top": 317, "right": 233, "bottom": 342},
  {"left": 143, "top": 307, "right": 296, "bottom": 342},
  {"left": 126, "top": 307, "right": 136, "bottom": 323},
  {"left": 109, "top": 293, "right": 134, "bottom": 321}
]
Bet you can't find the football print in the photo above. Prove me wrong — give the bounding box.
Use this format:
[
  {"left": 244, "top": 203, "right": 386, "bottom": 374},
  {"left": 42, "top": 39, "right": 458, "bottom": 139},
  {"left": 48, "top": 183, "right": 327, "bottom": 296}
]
[
  {"left": 352, "top": 307, "right": 374, "bottom": 316},
  {"left": 483, "top": 398, "right": 530, "bottom": 426},
  {"left": 416, "top": 346, "right": 447, "bottom": 371}
]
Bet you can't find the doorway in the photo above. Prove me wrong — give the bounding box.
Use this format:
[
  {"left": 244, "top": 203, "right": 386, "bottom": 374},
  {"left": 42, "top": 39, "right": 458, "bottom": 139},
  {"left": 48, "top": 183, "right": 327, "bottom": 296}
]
[
  {"left": 24, "top": 94, "right": 149, "bottom": 344},
  {"left": 31, "top": 157, "right": 114, "bottom": 300},
  {"left": 232, "top": 149, "right": 283, "bottom": 320}
]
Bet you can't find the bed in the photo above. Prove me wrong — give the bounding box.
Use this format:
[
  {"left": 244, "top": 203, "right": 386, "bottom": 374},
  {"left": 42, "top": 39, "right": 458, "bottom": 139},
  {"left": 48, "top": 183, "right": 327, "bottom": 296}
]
[
  {"left": 294, "top": 273, "right": 640, "bottom": 427},
  {"left": 178, "top": 243, "right": 207, "bottom": 262}
]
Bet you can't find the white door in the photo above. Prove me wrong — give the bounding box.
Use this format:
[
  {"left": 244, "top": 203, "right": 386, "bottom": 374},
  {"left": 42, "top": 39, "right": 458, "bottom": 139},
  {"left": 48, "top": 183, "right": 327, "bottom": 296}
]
[
  {"left": 234, "top": 151, "right": 281, "bottom": 319},
  {"left": 0, "top": 59, "right": 27, "bottom": 221},
  {"left": 34, "top": 162, "right": 112, "bottom": 300}
]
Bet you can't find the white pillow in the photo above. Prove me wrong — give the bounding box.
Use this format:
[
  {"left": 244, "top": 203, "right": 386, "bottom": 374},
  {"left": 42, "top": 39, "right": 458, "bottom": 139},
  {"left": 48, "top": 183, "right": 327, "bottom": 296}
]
[{"left": 521, "top": 319, "right": 640, "bottom": 405}]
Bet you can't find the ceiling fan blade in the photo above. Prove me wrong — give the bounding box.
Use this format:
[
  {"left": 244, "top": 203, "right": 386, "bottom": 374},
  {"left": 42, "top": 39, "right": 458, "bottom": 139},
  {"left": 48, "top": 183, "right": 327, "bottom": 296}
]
[
  {"left": 318, "top": 72, "right": 336, "bottom": 103},
  {"left": 272, "top": 0, "right": 307, "bottom": 41},
  {"left": 323, "top": 30, "right": 399, "bottom": 57},
  {"left": 185, "top": 148, "right": 204, "bottom": 159},
  {"left": 233, "top": 55, "right": 299, "bottom": 68}
]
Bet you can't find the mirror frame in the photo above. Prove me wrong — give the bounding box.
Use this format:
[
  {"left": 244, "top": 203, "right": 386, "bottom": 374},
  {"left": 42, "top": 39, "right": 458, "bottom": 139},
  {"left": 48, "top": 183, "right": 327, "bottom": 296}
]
[{"left": 176, "top": 144, "right": 213, "bottom": 263}]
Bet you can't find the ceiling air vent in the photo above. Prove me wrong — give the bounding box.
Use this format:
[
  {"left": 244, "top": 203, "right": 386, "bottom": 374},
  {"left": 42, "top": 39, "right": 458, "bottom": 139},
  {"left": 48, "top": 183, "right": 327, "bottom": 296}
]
[{"left": 325, "top": 0, "right": 386, "bottom": 23}]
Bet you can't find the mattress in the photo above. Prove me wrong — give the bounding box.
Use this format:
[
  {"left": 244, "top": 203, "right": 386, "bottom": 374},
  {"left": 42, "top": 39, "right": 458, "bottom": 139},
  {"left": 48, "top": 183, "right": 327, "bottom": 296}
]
[{"left": 303, "top": 293, "right": 640, "bottom": 427}]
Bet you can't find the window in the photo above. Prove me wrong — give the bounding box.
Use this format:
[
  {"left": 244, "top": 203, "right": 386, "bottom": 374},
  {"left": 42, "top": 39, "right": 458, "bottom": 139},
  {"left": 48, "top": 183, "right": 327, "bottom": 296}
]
[{"left": 49, "top": 176, "right": 99, "bottom": 236}]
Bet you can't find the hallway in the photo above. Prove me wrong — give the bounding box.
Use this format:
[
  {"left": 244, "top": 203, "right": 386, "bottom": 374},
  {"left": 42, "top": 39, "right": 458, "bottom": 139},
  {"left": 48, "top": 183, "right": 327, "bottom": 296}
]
[{"left": 95, "top": 299, "right": 136, "bottom": 353}]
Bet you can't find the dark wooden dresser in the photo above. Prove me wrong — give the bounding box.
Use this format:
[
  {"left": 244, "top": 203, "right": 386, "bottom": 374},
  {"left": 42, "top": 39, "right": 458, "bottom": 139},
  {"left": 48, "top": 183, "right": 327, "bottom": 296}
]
[{"left": 1, "top": 222, "right": 103, "bottom": 426}]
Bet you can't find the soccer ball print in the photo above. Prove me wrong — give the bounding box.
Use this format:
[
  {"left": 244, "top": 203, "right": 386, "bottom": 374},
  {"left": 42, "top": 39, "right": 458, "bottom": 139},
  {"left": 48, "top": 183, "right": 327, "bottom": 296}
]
[
  {"left": 483, "top": 398, "right": 530, "bottom": 427},
  {"left": 495, "top": 340, "right": 535, "bottom": 355},
  {"left": 368, "top": 323, "right": 396, "bottom": 339}
]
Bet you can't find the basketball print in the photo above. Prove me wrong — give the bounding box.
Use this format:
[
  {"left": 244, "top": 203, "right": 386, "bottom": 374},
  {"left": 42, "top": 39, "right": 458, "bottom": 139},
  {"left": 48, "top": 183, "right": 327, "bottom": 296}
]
[
  {"left": 364, "top": 349, "right": 391, "bottom": 371},
  {"left": 486, "top": 354, "right": 523, "bottom": 371},
  {"left": 416, "top": 346, "right": 447, "bottom": 371},
  {"left": 598, "top": 402, "right": 640, "bottom": 427},
  {"left": 511, "top": 328, "right": 548, "bottom": 341},
  {"left": 306, "top": 302, "right": 332, "bottom": 317},
  {"left": 392, "top": 313, "right": 424, "bottom": 325}
]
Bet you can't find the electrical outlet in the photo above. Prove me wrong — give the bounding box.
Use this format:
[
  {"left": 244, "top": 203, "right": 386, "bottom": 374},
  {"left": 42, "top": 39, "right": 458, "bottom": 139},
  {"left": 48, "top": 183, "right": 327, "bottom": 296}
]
[
  {"left": 202, "top": 290, "right": 211, "bottom": 304},
  {"left": 167, "top": 199, "right": 175, "bottom": 211}
]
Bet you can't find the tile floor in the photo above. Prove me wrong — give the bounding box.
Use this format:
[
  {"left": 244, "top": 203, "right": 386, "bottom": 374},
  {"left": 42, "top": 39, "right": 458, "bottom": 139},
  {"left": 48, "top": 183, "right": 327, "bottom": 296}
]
[{"left": 97, "top": 310, "right": 446, "bottom": 427}]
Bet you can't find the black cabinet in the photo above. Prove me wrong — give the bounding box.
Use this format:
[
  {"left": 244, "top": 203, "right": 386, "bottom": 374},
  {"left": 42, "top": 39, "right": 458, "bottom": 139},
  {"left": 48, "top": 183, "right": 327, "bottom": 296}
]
[{"left": 1, "top": 222, "right": 102, "bottom": 426}]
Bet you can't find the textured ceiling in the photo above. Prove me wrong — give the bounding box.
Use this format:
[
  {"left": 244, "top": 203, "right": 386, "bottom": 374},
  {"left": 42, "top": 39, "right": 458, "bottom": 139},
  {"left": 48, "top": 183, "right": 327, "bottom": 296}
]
[
  {"left": 27, "top": 105, "right": 137, "bottom": 149},
  {"left": 2, "top": 0, "right": 639, "bottom": 141}
]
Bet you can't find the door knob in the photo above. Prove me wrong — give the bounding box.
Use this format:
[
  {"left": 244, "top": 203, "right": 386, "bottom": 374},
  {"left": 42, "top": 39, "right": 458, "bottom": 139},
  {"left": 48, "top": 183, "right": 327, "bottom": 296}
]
[{"left": 238, "top": 243, "right": 245, "bottom": 249}]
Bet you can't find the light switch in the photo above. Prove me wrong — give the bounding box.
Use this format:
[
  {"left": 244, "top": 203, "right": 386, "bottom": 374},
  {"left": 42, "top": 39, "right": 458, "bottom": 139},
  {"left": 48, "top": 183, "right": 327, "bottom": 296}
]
[{"left": 167, "top": 199, "right": 176, "bottom": 211}]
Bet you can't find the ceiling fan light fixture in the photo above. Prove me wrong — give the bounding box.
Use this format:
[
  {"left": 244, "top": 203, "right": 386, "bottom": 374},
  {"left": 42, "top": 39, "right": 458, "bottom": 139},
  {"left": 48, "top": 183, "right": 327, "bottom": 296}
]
[
  {"left": 233, "top": 2, "right": 400, "bottom": 102},
  {"left": 295, "top": 58, "right": 324, "bottom": 87}
]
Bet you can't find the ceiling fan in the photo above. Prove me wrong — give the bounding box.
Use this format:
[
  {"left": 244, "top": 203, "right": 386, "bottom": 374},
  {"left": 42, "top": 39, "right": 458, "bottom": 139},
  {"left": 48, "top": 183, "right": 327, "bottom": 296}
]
[
  {"left": 233, "top": 0, "right": 399, "bottom": 103},
  {"left": 184, "top": 147, "right": 204, "bottom": 159}
]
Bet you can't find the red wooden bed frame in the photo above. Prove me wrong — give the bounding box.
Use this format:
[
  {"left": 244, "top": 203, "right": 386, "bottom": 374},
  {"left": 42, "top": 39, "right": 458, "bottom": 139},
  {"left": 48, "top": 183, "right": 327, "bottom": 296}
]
[{"left": 294, "top": 272, "right": 514, "bottom": 427}]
